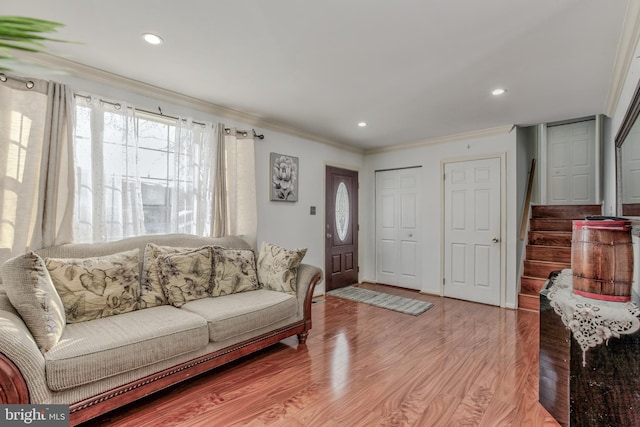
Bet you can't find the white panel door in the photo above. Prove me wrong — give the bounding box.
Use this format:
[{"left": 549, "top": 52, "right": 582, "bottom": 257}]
[
  {"left": 547, "top": 120, "right": 596, "bottom": 204},
  {"left": 622, "top": 119, "right": 640, "bottom": 204},
  {"left": 444, "top": 158, "right": 501, "bottom": 306},
  {"left": 375, "top": 168, "right": 421, "bottom": 290},
  {"left": 376, "top": 172, "right": 399, "bottom": 286}
]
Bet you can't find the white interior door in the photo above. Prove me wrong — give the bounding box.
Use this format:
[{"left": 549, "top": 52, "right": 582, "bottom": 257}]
[
  {"left": 375, "top": 168, "right": 421, "bottom": 290},
  {"left": 622, "top": 119, "right": 640, "bottom": 204},
  {"left": 443, "top": 157, "right": 501, "bottom": 306},
  {"left": 547, "top": 120, "right": 596, "bottom": 204}
]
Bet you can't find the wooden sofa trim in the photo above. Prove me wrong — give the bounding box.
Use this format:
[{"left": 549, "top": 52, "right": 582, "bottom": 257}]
[
  {"left": 0, "top": 353, "right": 29, "bottom": 404},
  {"left": 0, "top": 271, "right": 321, "bottom": 426}
]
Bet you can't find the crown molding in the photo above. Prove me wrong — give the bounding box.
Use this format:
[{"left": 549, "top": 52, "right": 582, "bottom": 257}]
[
  {"left": 12, "top": 51, "right": 365, "bottom": 155},
  {"left": 604, "top": 0, "right": 640, "bottom": 117},
  {"left": 364, "top": 125, "right": 514, "bottom": 155},
  {"left": 9, "top": 52, "right": 513, "bottom": 156}
]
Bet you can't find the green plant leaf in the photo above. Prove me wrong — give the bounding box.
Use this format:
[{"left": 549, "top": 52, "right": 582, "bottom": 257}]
[
  {"left": 0, "top": 41, "right": 42, "bottom": 52},
  {"left": 0, "top": 16, "right": 66, "bottom": 71}
]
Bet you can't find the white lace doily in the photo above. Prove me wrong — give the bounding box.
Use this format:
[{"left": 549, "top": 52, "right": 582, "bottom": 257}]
[{"left": 547, "top": 269, "right": 640, "bottom": 367}]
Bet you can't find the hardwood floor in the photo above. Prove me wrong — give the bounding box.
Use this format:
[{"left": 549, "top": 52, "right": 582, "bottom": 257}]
[{"left": 82, "top": 284, "right": 559, "bottom": 426}]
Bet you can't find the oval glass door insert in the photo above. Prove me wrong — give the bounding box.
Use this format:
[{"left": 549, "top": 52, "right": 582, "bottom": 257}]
[{"left": 335, "top": 182, "right": 350, "bottom": 241}]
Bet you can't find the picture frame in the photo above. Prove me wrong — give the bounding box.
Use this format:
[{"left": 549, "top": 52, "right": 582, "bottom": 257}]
[{"left": 270, "top": 152, "right": 299, "bottom": 202}]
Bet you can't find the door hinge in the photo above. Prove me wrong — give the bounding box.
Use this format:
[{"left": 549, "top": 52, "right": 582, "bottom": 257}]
[
  {"left": 443, "top": 172, "right": 446, "bottom": 180},
  {"left": 357, "top": 266, "right": 360, "bottom": 273},
  {"left": 443, "top": 277, "right": 446, "bottom": 285}
]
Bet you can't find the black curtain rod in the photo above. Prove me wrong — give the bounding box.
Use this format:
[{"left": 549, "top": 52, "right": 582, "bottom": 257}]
[
  {"left": 73, "top": 92, "right": 264, "bottom": 139},
  {"left": 224, "top": 127, "right": 265, "bottom": 140}
]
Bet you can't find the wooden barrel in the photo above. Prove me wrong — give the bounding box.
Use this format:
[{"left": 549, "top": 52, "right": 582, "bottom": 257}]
[{"left": 571, "top": 219, "right": 634, "bottom": 301}]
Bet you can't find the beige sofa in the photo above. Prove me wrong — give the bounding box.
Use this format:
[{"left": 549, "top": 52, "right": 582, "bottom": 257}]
[{"left": 0, "top": 234, "right": 322, "bottom": 425}]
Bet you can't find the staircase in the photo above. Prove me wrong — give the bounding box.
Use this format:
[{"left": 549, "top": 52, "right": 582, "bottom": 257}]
[{"left": 518, "top": 204, "right": 602, "bottom": 311}]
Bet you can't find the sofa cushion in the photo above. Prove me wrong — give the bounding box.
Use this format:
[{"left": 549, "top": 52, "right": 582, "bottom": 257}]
[
  {"left": 141, "top": 243, "right": 212, "bottom": 308},
  {"left": 1, "top": 252, "right": 66, "bottom": 352},
  {"left": 157, "top": 246, "right": 213, "bottom": 307},
  {"left": 211, "top": 247, "right": 259, "bottom": 297},
  {"left": 256, "top": 242, "right": 307, "bottom": 295},
  {"left": 44, "top": 305, "right": 209, "bottom": 391},
  {"left": 45, "top": 249, "right": 140, "bottom": 323},
  {"left": 181, "top": 289, "right": 297, "bottom": 342}
]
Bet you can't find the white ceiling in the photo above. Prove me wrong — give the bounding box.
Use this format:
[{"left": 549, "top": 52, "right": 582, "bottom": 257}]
[{"left": 0, "top": 0, "right": 633, "bottom": 151}]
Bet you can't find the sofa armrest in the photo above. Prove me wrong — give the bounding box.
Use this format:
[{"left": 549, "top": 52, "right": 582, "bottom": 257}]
[
  {"left": 0, "top": 292, "right": 45, "bottom": 404},
  {"left": 294, "top": 264, "right": 322, "bottom": 343},
  {"left": 295, "top": 264, "right": 323, "bottom": 308}
]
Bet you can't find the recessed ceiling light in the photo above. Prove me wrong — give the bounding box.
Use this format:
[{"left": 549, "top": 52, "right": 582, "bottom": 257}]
[
  {"left": 142, "top": 33, "right": 163, "bottom": 45},
  {"left": 491, "top": 88, "right": 506, "bottom": 96},
  {"left": 358, "top": 122, "right": 367, "bottom": 127}
]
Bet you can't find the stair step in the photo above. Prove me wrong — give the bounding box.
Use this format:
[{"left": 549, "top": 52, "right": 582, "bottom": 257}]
[
  {"left": 531, "top": 204, "right": 601, "bottom": 219},
  {"left": 521, "top": 276, "right": 547, "bottom": 295},
  {"left": 523, "top": 260, "right": 569, "bottom": 279},
  {"left": 518, "top": 293, "right": 539, "bottom": 312},
  {"left": 528, "top": 231, "right": 572, "bottom": 247},
  {"left": 622, "top": 203, "right": 640, "bottom": 216},
  {"left": 529, "top": 218, "right": 574, "bottom": 232},
  {"left": 525, "top": 245, "right": 571, "bottom": 263}
]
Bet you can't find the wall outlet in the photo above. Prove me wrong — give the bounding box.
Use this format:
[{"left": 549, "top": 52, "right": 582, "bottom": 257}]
[{"left": 310, "top": 206, "right": 316, "bottom": 215}]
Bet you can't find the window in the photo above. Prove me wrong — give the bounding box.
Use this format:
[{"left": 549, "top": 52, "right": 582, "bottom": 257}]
[{"left": 73, "top": 97, "right": 215, "bottom": 243}]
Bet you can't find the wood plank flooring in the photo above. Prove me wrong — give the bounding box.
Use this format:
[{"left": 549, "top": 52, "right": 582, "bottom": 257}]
[{"left": 81, "top": 284, "right": 559, "bottom": 426}]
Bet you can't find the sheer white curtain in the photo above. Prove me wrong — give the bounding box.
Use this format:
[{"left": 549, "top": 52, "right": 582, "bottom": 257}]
[
  {"left": 0, "top": 76, "right": 75, "bottom": 265},
  {"left": 73, "top": 96, "right": 219, "bottom": 242},
  {"left": 73, "top": 96, "right": 145, "bottom": 242},
  {"left": 170, "top": 118, "right": 216, "bottom": 236}
]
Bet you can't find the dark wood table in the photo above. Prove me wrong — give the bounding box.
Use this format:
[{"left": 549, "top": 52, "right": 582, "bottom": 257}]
[{"left": 539, "top": 271, "right": 640, "bottom": 426}]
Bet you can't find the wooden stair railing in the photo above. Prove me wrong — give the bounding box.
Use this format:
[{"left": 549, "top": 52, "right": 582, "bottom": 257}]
[{"left": 519, "top": 158, "right": 536, "bottom": 241}]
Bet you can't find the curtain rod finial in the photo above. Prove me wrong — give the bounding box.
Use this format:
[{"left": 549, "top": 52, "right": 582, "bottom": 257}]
[{"left": 252, "top": 129, "right": 264, "bottom": 140}]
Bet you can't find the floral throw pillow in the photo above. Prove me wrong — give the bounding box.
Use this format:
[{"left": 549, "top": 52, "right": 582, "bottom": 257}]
[
  {"left": 1, "top": 252, "right": 66, "bottom": 352},
  {"left": 141, "top": 244, "right": 212, "bottom": 308},
  {"left": 141, "top": 244, "right": 184, "bottom": 308},
  {"left": 211, "top": 247, "right": 259, "bottom": 297},
  {"left": 45, "top": 249, "right": 141, "bottom": 324},
  {"left": 256, "top": 242, "right": 307, "bottom": 295},
  {"left": 157, "top": 246, "right": 213, "bottom": 307}
]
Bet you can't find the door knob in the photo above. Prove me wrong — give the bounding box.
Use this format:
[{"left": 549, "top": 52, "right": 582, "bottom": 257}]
[
  {"left": 327, "top": 233, "right": 332, "bottom": 239},
  {"left": 492, "top": 237, "right": 500, "bottom": 243}
]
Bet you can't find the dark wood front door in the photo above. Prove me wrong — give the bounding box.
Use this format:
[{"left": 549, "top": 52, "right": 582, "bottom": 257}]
[{"left": 325, "top": 166, "right": 358, "bottom": 291}]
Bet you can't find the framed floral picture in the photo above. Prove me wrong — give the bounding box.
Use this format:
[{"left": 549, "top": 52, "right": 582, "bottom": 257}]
[{"left": 270, "top": 152, "right": 299, "bottom": 202}]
